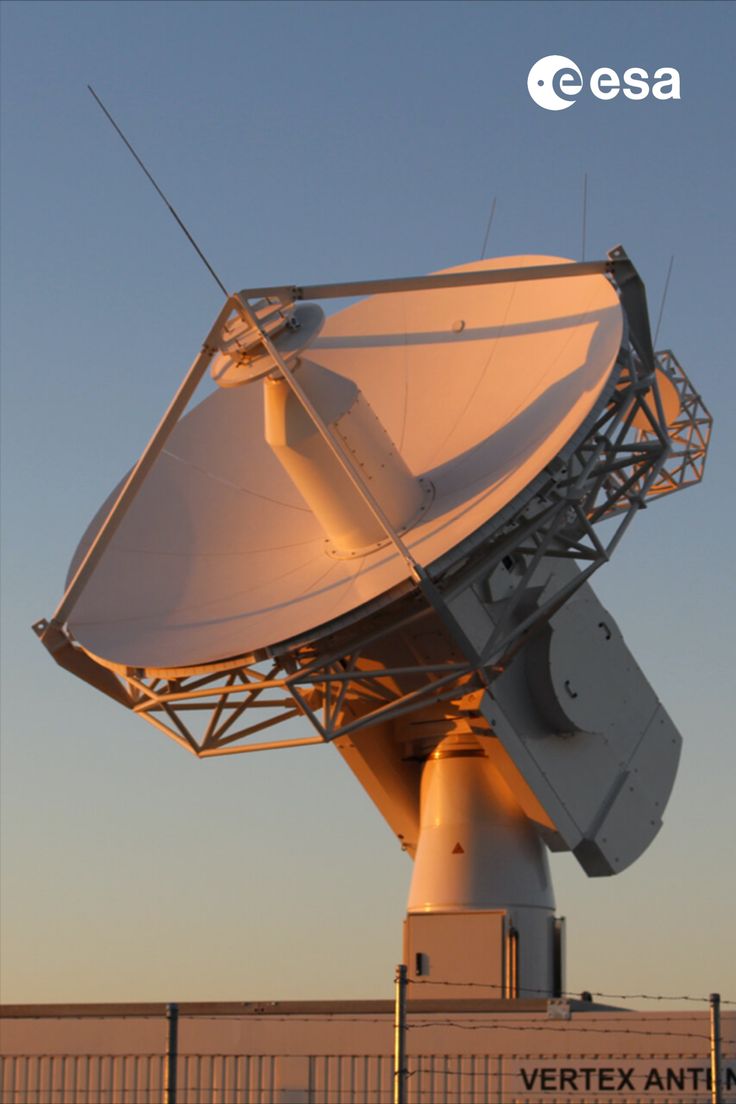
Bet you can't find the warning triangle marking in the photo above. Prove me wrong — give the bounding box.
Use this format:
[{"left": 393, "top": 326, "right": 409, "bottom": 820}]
[{"left": 452, "top": 842, "right": 465, "bottom": 854}]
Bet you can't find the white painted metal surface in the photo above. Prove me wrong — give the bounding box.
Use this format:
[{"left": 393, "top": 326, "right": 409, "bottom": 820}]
[
  {"left": 263, "top": 362, "right": 428, "bottom": 556},
  {"left": 405, "top": 735, "right": 556, "bottom": 998},
  {"left": 407, "top": 737, "right": 554, "bottom": 913},
  {"left": 472, "top": 563, "right": 682, "bottom": 875},
  {"left": 211, "top": 301, "right": 326, "bottom": 387},
  {"left": 66, "top": 256, "right": 622, "bottom": 672}
]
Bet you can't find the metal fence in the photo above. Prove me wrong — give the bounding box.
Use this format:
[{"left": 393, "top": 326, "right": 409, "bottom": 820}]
[
  {"left": 2, "top": 1053, "right": 734, "bottom": 1104},
  {"left": 0, "top": 1053, "right": 276, "bottom": 1104}
]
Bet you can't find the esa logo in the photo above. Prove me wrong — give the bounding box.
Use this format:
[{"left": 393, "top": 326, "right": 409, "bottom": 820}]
[{"left": 527, "top": 55, "right": 680, "bottom": 110}]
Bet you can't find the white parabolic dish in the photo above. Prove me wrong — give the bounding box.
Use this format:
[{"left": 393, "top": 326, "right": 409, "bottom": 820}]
[{"left": 67, "top": 256, "right": 623, "bottom": 672}]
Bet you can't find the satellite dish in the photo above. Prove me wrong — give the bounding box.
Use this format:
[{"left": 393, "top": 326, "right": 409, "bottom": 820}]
[
  {"left": 35, "top": 247, "right": 712, "bottom": 998},
  {"left": 62, "top": 255, "right": 623, "bottom": 671}
]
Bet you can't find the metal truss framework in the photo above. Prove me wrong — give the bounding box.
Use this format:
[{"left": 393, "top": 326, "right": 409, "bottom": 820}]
[
  {"left": 641, "top": 350, "right": 712, "bottom": 498},
  {"left": 35, "top": 255, "right": 712, "bottom": 759}
]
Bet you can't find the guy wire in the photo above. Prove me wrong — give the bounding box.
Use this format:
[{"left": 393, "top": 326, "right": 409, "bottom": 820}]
[
  {"left": 581, "top": 171, "right": 588, "bottom": 261},
  {"left": 654, "top": 254, "right": 675, "bottom": 347},
  {"left": 87, "top": 85, "right": 229, "bottom": 298},
  {"left": 480, "top": 196, "right": 497, "bottom": 260}
]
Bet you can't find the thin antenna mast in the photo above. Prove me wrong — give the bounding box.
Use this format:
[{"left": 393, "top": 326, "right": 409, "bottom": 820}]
[
  {"left": 480, "top": 197, "right": 497, "bottom": 260},
  {"left": 653, "top": 254, "right": 675, "bottom": 347},
  {"left": 581, "top": 172, "right": 588, "bottom": 261},
  {"left": 87, "top": 85, "right": 229, "bottom": 298}
]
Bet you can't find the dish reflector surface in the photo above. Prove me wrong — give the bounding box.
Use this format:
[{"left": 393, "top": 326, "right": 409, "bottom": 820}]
[{"left": 68, "top": 256, "right": 623, "bottom": 671}]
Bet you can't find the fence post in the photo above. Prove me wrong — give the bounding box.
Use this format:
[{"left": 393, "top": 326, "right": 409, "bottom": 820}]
[
  {"left": 165, "top": 1002, "right": 179, "bottom": 1104},
  {"left": 394, "top": 964, "right": 408, "bottom": 1104},
  {"left": 710, "top": 992, "right": 722, "bottom": 1104}
]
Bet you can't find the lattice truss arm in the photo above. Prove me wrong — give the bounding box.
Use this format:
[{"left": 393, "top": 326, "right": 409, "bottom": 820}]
[
  {"left": 555, "top": 348, "right": 712, "bottom": 530},
  {"left": 34, "top": 601, "right": 488, "bottom": 757}
]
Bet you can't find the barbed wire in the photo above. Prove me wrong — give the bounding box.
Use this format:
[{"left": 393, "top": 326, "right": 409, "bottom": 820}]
[
  {"left": 413, "top": 1015, "right": 727, "bottom": 1026},
  {"left": 6, "top": 993, "right": 734, "bottom": 1022},
  {"left": 90, "top": 1012, "right": 732, "bottom": 1043},
  {"left": 408, "top": 1022, "right": 713, "bottom": 1042},
  {"left": 407, "top": 977, "right": 736, "bottom": 1005},
  {"left": 3, "top": 980, "right": 732, "bottom": 1023},
  {"left": 183, "top": 1018, "right": 719, "bottom": 1043}
]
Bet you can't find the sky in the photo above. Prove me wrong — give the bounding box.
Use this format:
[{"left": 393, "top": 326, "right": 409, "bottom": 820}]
[{"left": 1, "top": 0, "right": 734, "bottom": 1011}]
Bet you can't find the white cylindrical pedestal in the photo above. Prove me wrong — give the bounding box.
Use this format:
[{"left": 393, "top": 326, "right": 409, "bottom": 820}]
[{"left": 406, "top": 734, "right": 557, "bottom": 998}]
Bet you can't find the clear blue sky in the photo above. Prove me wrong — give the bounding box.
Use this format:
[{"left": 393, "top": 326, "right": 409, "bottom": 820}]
[{"left": 2, "top": 0, "right": 734, "bottom": 1008}]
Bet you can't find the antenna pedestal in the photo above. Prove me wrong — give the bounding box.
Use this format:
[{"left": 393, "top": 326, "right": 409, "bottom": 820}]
[{"left": 404, "top": 734, "right": 558, "bottom": 999}]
